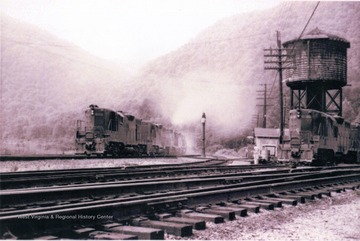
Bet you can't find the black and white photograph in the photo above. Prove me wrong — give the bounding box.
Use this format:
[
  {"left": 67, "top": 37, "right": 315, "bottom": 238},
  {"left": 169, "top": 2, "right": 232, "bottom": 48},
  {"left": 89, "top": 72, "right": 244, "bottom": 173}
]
[{"left": 0, "top": 0, "right": 360, "bottom": 240}]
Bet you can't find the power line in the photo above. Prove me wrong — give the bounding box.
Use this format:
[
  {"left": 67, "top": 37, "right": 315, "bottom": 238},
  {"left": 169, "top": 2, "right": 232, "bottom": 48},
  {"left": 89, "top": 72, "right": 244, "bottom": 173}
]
[
  {"left": 297, "top": 2, "right": 321, "bottom": 40},
  {"left": 266, "top": 1, "right": 293, "bottom": 101},
  {"left": 268, "top": 2, "right": 321, "bottom": 98}
]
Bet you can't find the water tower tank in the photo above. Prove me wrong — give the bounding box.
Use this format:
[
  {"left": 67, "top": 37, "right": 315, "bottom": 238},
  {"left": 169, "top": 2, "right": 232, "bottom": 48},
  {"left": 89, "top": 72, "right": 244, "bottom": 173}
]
[
  {"left": 282, "top": 28, "right": 350, "bottom": 116},
  {"left": 283, "top": 28, "right": 350, "bottom": 89}
]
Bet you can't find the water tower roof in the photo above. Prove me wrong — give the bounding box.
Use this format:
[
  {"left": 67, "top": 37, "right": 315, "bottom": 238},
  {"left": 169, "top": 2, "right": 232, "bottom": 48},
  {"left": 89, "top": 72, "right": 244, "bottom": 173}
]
[{"left": 284, "top": 27, "right": 350, "bottom": 46}]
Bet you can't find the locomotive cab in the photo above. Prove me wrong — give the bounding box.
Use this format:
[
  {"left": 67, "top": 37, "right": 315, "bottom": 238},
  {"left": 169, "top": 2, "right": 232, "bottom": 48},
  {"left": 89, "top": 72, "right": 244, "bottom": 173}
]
[
  {"left": 77, "top": 105, "right": 107, "bottom": 155},
  {"left": 288, "top": 109, "right": 314, "bottom": 163},
  {"left": 286, "top": 108, "right": 354, "bottom": 165}
]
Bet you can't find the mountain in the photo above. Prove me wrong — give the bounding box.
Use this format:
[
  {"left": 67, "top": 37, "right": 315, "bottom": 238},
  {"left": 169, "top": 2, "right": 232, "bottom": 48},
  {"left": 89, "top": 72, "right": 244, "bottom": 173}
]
[
  {"left": 0, "top": 16, "right": 133, "bottom": 154},
  {"left": 135, "top": 1, "right": 360, "bottom": 141}
]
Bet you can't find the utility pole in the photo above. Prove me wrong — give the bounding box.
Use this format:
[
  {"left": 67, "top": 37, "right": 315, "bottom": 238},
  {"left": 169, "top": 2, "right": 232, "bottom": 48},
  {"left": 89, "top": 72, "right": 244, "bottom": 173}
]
[
  {"left": 251, "top": 114, "right": 259, "bottom": 128},
  {"left": 264, "top": 31, "right": 293, "bottom": 144},
  {"left": 256, "top": 84, "right": 272, "bottom": 128}
]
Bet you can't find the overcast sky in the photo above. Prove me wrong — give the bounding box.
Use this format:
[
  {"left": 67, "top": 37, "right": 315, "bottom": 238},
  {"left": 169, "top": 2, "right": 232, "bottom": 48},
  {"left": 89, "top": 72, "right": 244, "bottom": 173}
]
[{"left": 1, "top": 0, "right": 282, "bottom": 66}]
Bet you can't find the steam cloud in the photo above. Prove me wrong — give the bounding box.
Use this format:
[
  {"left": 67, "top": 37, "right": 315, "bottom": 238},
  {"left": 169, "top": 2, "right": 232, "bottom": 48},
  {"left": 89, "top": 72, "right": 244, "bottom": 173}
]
[{"left": 145, "top": 69, "right": 257, "bottom": 138}]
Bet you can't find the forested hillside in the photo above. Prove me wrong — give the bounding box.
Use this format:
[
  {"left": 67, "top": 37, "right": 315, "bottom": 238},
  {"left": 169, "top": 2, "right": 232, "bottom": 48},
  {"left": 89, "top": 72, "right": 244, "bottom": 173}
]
[
  {"left": 1, "top": 16, "right": 133, "bottom": 153},
  {"left": 134, "top": 1, "right": 360, "bottom": 150},
  {"left": 1, "top": 1, "right": 359, "bottom": 154}
]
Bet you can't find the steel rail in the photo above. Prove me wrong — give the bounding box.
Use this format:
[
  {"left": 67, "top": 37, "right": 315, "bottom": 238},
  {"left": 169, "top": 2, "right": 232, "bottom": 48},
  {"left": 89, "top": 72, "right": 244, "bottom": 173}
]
[
  {"left": 2, "top": 167, "right": 351, "bottom": 194},
  {"left": 1, "top": 169, "right": 359, "bottom": 213},
  {"left": 1, "top": 172, "right": 359, "bottom": 223},
  {"left": 2, "top": 165, "right": 360, "bottom": 190},
  {"left": 3, "top": 167, "right": 349, "bottom": 199},
  {"left": 0, "top": 165, "right": 288, "bottom": 189}
]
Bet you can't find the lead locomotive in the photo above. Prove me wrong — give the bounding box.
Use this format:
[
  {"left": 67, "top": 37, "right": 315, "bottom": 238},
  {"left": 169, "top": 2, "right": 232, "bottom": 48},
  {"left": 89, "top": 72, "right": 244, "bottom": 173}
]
[
  {"left": 279, "top": 108, "right": 360, "bottom": 165},
  {"left": 75, "top": 105, "right": 186, "bottom": 157}
]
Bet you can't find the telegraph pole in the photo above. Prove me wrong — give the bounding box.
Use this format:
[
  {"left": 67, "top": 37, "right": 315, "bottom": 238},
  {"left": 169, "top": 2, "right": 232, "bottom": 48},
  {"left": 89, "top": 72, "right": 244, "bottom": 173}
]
[
  {"left": 251, "top": 114, "right": 260, "bottom": 128},
  {"left": 256, "top": 84, "right": 271, "bottom": 128},
  {"left": 264, "top": 31, "right": 293, "bottom": 144}
]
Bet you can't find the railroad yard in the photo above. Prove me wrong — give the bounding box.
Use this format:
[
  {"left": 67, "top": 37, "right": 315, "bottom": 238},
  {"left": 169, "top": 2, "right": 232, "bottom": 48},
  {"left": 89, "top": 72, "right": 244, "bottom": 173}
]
[
  {"left": 1, "top": 1, "right": 360, "bottom": 240},
  {"left": 1, "top": 157, "right": 360, "bottom": 240}
]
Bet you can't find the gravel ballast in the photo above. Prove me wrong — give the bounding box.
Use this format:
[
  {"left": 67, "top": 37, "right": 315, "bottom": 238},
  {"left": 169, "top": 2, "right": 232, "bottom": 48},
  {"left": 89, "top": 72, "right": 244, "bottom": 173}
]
[{"left": 168, "top": 190, "right": 360, "bottom": 240}]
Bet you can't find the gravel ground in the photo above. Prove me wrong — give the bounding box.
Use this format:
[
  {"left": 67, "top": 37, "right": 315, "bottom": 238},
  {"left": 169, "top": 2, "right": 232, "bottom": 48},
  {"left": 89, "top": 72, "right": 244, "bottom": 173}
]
[
  {"left": 167, "top": 190, "right": 360, "bottom": 240},
  {"left": 0, "top": 157, "right": 204, "bottom": 172}
]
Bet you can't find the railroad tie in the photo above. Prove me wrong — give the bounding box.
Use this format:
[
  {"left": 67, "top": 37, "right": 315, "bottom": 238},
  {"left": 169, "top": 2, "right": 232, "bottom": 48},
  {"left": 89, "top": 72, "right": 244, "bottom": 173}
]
[
  {"left": 246, "top": 197, "right": 282, "bottom": 208},
  {"left": 299, "top": 187, "right": 325, "bottom": 195},
  {"left": 326, "top": 186, "right": 346, "bottom": 193},
  {"left": 88, "top": 230, "right": 137, "bottom": 240},
  {"left": 275, "top": 193, "right": 306, "bottom": 203},
  {"left": 102, "top": 223, "right": 123, "bottom": 229},
  {"left": 260, "top": 195, "right": 297, "bottom": 206},
  {"left": 283, "top": 191, "right": 317, "bottom": 200},
  {"left": 336, "top": 183, "right": 359, "bottom": 191},
  {"left": 240, "top": 200, "right": 274, "bottom": 210},
  {"left": 158, "top": 215, "right": 206, "bottom": 230},
  {"left": 311, "top": 186, "right": 332, "bottom": 196},
  {"left": 132, "top": 217, "right": 193, "bottom": 237},
  {"left": 212, "top": 205, "right": 248, "bottom": 217},
  {"left": 108, "top": 225, "right": 164, "bottom": 240},
  {"left": 315, "top": 189, "right": 332, "bottom": 197},
  {"left": 72, "top": 227, "right": 96, "bottom": 238},
  {"left": 33, "top": 235, "right": 58, "bottom": 240},
  {"left": 178, "top": 209, "right": 224, "bottom": 223},
  {"left": 196, "top": 206, "right": 236, "bottom": 220},
  {"left": 294, "top": 190, "right": 322, "bottom": 199},
  {"left": 326, "top": 183, "right": 348, "bottom": 193},
  {"left": 156, "top": 212, "right": 206, "bottom": 230},
  {"left": 226, "top": 201, "right": 260, "bottom": 213}
]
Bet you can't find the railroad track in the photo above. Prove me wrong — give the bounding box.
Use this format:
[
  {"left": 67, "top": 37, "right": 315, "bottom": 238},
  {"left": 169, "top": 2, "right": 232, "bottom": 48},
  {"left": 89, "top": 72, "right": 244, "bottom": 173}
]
[
  {"left": 0, "top": 160, "right": 287, "bottom": 189},
  {"left": 0, "top": 154, "right": 186, "bottom": 161},
  {"left": 1, "top": 165, "right": 360, "bottom": 239},
  {"left": 1, "top": 162, "right": 358, "bottom": 190}
]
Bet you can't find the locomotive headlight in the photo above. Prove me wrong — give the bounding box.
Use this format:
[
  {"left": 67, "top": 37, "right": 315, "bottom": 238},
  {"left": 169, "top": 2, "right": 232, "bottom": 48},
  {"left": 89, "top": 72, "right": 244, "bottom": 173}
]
[
  {"left": 296, "top": 109, "right": 301, "bottom": 119},
  {"left": 91, "top": 110, "right": 94, "bottom": 116}
]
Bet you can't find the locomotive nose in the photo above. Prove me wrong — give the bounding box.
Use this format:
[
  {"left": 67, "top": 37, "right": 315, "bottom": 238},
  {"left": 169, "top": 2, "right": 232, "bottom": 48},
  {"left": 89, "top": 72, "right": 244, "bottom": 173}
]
[
  {"left": 291, "top": 149, "right": 301, "bottom": 158},
  {"left": 85, "top": 142, "right": 96, "bottom": 151},
  {"left": 85, "top": 132, "right": 96, "bottom": 151}
]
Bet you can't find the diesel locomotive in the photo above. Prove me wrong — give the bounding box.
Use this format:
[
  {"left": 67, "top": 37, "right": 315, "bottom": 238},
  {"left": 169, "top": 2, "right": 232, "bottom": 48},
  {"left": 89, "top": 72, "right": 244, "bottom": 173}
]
[
  {"left": 278, "top": 108, "right": 360, "bottom": 165},
  {"left": 75, "top": 105, "right": 186, "bottom": 157}
]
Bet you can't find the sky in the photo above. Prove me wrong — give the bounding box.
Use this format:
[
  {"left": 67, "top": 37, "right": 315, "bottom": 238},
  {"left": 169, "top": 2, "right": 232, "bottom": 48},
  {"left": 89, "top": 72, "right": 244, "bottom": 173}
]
[{"left": 1, "top": 0, "right": 282, "bottom": 67}]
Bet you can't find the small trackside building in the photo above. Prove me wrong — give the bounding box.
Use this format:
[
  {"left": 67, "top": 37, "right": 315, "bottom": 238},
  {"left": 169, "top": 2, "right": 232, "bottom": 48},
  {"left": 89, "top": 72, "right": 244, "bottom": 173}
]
[{"left": 254, "top": 128, "right": 289, "bottom": 163}]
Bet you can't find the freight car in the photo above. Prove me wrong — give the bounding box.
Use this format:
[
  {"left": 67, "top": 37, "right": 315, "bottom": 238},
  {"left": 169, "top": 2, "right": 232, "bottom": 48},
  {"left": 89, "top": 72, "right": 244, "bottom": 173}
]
[
  {"left": 278, "top": 108, "right": 360, "bottom": 165},
  {"left": 75, "top": 105, "right": 186, "bottom": 157}
]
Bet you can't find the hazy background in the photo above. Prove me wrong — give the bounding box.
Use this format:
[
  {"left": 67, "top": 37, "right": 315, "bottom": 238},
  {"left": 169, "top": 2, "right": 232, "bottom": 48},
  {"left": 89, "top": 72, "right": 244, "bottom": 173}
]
[
  {"left": 1, "top": 1, "right": 359, "bottom": 155},
  {"left": 1, "top": 0, "right": 281, "bottom": 68}
]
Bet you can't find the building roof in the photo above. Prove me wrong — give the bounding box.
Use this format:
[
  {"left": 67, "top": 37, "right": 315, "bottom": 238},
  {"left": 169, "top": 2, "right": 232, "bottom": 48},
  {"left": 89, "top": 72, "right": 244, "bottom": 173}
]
[
  {"left": 254, "top": 128, "right": 290, "bottom": 138},
  {"left": 283, "top": 27, "right": 350, "bottom": 47},
  {"left": 255, "top": 128, "right": 280, "bottom": 138}
]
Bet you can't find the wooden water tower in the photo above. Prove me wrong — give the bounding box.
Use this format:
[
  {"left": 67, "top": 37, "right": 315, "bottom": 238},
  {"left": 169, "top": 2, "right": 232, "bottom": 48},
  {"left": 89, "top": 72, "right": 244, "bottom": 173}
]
[{"left": 283, "top": 28, "right": 350, "bottom": 116}]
